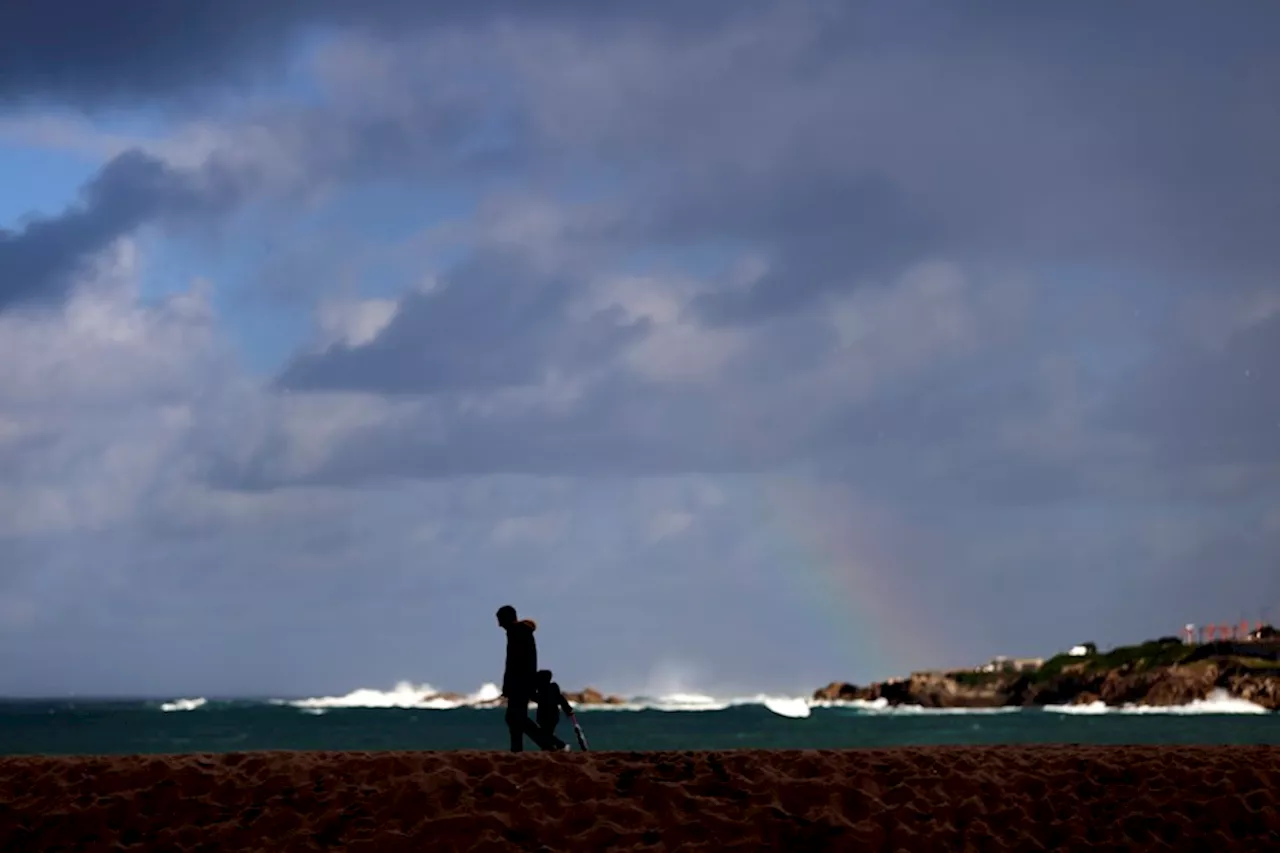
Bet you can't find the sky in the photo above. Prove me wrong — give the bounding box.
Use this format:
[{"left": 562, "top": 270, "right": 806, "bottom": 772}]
[{"left": 1, "top": 1, "right": 1278, "bottom": 699}]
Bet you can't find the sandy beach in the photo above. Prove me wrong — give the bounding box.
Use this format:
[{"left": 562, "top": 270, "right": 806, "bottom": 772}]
[{"left": 2, "top": 746, "right": 1277, "bottom": 851}]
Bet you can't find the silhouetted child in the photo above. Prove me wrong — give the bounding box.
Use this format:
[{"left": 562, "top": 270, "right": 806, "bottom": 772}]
[{"left": 533, "top": 669, "right": 575, "bottom": 751}]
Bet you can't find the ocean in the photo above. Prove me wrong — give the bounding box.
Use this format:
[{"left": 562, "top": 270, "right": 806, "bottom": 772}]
[{"left": 4, "top": 688, "right": 1279, "bottom": 755}]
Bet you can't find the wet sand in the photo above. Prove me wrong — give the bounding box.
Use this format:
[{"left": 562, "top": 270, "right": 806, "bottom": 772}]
[{"left": 2, "top": 745, "right": 1278, "bottom": 851}]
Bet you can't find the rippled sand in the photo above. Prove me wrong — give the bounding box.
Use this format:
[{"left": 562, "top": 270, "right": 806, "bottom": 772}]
[{"left": 2, "top": 745, "right": 1279, "bottom": 851}]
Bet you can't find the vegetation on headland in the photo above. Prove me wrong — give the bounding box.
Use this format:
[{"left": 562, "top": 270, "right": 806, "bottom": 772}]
[
  {"left": 1031, "top": 637, "right": 1196, "bottom": 683},
  {"left": 813, "top": 632, "right": 1280, "bottom": 711}
]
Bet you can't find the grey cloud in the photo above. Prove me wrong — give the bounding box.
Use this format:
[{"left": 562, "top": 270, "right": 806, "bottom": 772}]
[
  {"left": 218, "top": 1, "right": 1280, "bottom": 517},
  {"left": 813, "top": 288, "right": 1280, "bottom": 512},
  {"left": 254, "top": 266, "right": 1279, "bottom": 524},
  {"left": 232, "top": 267, "right": 1028, "bottom": 490},
  {"left": 276, "top": 252, "right": 649, "bottom": 395},
  {"left": 0, "top": 150, "right": 244, "bottom": 309},
  {"left": 487, "top": 2, "right": 1280, "bottom": 321},
  {"left": 1100, "top": 309, "right": 1280, "bottom": 492},
  {"left": 678, "top": 176, "right": 936, "bottom": 325},
  {"left": 0, "top": 0, "right": 752, "bottom": 108},
  {"left": 14, "top": 3, "right": 1278, "bottom": 317},
  {"left": 0, "top": 1, "right": 299, "bottom": 107},
  {"left": 6, "top": 2, "right": 1280, "bottom": 697},
  {"left": 0, "top": 68, "right": 508, "bottom": 310},
  {"left": 216, "top": 379, "right": 777, "bottom": 492}
]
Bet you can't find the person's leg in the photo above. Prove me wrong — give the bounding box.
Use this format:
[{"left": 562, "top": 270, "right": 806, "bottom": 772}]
[
  {"left": 534, "top": 711, "right": 566, "bottom": 750},
  {"left": 505, "top": 695, "right": 530, "bottom": 752},
  {"left": 523, "top": 716, "right": 562, "bottom": 750}
]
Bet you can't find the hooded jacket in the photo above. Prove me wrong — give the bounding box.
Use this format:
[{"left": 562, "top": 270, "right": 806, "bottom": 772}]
[{"left": 502, "top": 618, "right": 538, "bottom": 697}]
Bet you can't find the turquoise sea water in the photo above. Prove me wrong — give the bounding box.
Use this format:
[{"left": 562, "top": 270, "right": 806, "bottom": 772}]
[{"left": 3, "top": 699, "right": 1278, "bottom": 756}]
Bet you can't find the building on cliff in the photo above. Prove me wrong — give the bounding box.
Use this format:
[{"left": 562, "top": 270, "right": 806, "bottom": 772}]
[
  {"left": 979, "top": 656, "right": 1044, "bottom": 674},
  {"left": 1182, "top": 621, "right": 1272, "bottom": 644}
]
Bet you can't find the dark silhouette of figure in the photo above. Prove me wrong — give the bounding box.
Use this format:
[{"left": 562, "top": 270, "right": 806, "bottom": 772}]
[
  {"left": 532, "top": 669, "right": 575, "bottom": 751},
  {"left": 497, "top": 605, "right": 557, "bottom": 752}
]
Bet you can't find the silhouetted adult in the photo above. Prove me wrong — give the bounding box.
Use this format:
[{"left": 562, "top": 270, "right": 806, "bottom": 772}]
[{"left": 497, "top": 604, "right": 556, "bottom": 752}]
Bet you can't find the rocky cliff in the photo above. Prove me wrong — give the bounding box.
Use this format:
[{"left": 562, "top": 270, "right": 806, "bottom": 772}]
[
  {"left": 814, "top": 638, "right": 1280, "bottom": 711},
  {"left": 813, "top": 671, "right": 1010, "bottom": 709}
]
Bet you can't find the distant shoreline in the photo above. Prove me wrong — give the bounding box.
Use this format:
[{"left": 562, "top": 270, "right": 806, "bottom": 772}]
[{"left": 813, "top": 635, "right": 1280, "bottom": 712}]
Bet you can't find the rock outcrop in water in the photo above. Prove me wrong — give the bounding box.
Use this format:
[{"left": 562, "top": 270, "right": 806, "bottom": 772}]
[
  {"left": 442, "top": 687, "right": 627, "bottom": 708},
  {"left": 423, "top": 691, "right": 469, "bottom": 704},
  {"left": 814, "top": 671, "right": 1008, "bottom": 709},
  {"left": 814, "top": 636, "right": 1280, "bottom": 711},
  {"left": 562, "top": 687, "right": 627, "bottom": 706}
]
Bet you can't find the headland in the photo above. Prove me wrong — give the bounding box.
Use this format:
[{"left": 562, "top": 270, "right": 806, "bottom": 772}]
[{"left": 814, "top": 626, "right": 1280, "bottom": 711}]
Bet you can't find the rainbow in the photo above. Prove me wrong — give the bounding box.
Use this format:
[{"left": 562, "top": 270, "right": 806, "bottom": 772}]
[{"left": 756, "top": 476, "right": 940, "bottom": 682}]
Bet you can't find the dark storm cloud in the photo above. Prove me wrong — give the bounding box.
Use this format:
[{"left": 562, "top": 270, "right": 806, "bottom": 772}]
[
  {"left": 0, "top": 150, "right": 244, "bottom": 308},
  {"left": 678, "top": 176, "right": 936, "bottom": 325},
  {"left": 7, "top": 2, "right": 1278, "bottom": 317},
  {"left": 0, "top": 1, "right": 300, "bottom": 106},
  {"left": 0, "top": 0, "right": 752, "bottom": 107},
  {"left": 433, "top": 1, "right": 1280, "bottom": 326},
  {"left": 277, "top": 252, "right": 649, "bottom": 395},
  {"left": 213, "top": 0, "right": 1280, "bottom": 498},
  {"left": 0, "top": 149, "right": 245, "bottom": 309}
]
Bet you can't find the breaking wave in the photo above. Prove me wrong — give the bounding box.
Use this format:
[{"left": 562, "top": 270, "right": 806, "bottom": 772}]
[
  {"left": 1043, "top": 689, "right": 1271, "bottom": 716},
  {"left": 816, "top": 698, "right": 1023, "bottom": 715},
  {"left": 262, "top": 683, "right": 1273, "bottom": 716},
  {"left": 271, "top": 684, "right": 810, "bottom": 715},
  {"left": 280, "top": 681, "right": 503, "bottom": 710},
  {"left": 762, "top": 697, "right": 812, "bottom": 719},
  {"left": 159, "top": 698, "right": 207, "bottom": 712}
]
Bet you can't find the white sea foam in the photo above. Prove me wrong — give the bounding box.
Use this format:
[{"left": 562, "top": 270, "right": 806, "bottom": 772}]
[
  {"left": 810, "top": 697, "right": 1022, "bottom": 715},
  {"left": 1044, "top": 688, "right": 1271, "bottom": 716},
  {"left": 280, "top": 683, "right": 775, "bottom": 714},
  {"left": 287, "top": 681, "right": 504, "bottom": 710},
  {"left": 160, "top": 697, "right": 207, "bottom": 712},
  {"left": 763, "top": 696, "right": 812, "bottom": 719},
  {"left": 583, "top": 691, "right": 820, "bottom": 713},
  {"left": 1041, "top": 701, "right": 1109, "bottom": 716},
  {"left": 469, "top": 683, "right": 503, "bottom": 704},
  {"left": 289, "top": 681, "right": 440, "bottom": 709},
  {"left": 651, "top": 692, "right": 725, "bottom": 710},
  {"left": 274, "top": 683, "right": 1274, "bottom": 716},
  {"left": 582, "top": 693, "right": 731, "bottom": 713}
]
